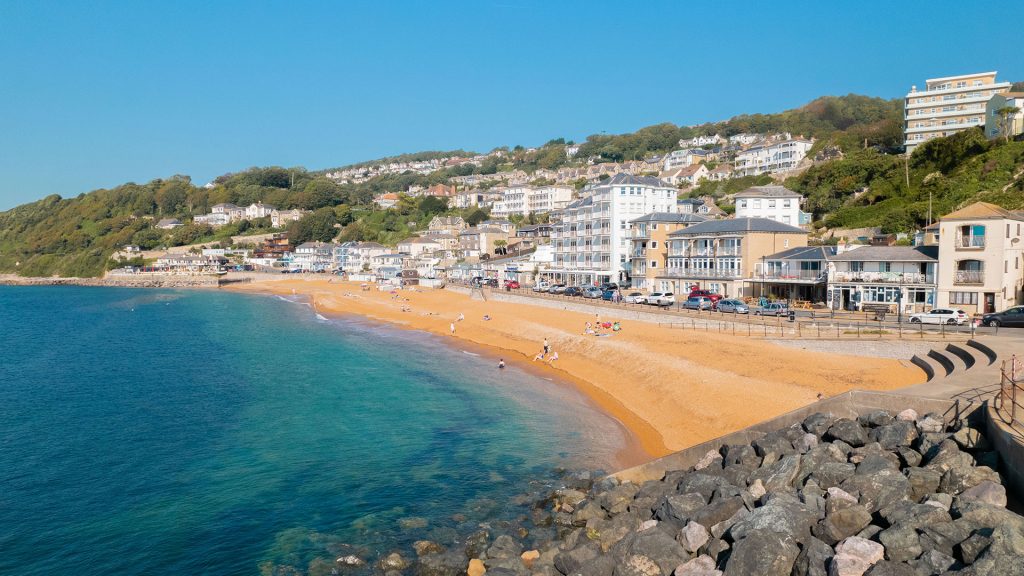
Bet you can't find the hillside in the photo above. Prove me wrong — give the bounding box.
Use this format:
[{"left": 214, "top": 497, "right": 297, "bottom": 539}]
[{"left": 0, "top": 93, "right": 1020, "bottom": 278}]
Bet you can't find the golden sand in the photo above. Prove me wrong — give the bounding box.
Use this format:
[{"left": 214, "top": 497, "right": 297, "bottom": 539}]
[{"left": 225, "top": 277, "right": 923, "bottom": 462}]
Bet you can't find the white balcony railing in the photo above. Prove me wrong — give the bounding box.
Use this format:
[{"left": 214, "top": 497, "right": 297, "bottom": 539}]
[{"left": 830, "top": 271, "right": 934, "bottom": 284}]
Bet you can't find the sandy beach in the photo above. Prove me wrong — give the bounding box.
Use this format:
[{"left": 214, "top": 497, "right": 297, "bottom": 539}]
[{"left": 225, "top": 277, "right": 924, "bottom": 460}]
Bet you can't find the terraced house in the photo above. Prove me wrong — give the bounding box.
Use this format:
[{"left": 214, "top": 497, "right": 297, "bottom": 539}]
[
  {"left": 658, "top": 218, "right": 808, "bottom": 297},
  {"left": 936, "top": 202, "right": 1024, "bottom": 315},
  {"left": 548, "top": 174, "right": 677, "bottom": 286}
]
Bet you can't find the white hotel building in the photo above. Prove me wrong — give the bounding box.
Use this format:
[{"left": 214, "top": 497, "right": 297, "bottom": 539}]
[
  {"left": 547, "top": 174, "right": 678, "bottom": 286},
  {"left": 491, "top": 185, "right": 574, "bottom": 218},
  {"left": 904, "top": 71, "right": 1011, "bottom": 153}
]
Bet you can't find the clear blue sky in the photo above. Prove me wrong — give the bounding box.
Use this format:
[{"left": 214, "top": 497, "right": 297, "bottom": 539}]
[{"left": 1, "top": 0, "right": 1021, "bottom": 210}]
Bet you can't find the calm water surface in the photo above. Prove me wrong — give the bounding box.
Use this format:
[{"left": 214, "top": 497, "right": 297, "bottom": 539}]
[{"left": 0, "top": 286, "right": 626, "bottom": 575}]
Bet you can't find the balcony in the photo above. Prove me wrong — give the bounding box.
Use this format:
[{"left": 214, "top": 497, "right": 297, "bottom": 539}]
[
  {"left": 954, "top": 270, "right": 985, "bottom": 285},
  {"left": 757, "top": 269, "right": 827, "bottom": 282},
  {"left": 956, "top": 235, "right": 985, "bottom": 249},
  {"left": 831, "top": 271, "right": 934, "bottom": 284},
  {"left": 717, "top": 247, "right": 741, "bottom": 256},
  {"left": 663, "top": 268, "right": 743, "bottom": 279}
]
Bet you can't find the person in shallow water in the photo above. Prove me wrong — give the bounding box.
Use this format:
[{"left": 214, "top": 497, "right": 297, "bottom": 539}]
[{"left": 498, "top": 359, "right": 505, "bottom": 369}]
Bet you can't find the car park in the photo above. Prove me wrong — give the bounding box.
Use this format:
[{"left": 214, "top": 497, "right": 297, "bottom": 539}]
[
  {"left": 601, "top": 290, "right": 616, "bottom": 301},
  {"left": 754, "top": 302, "right": 789, "bottom": 316},
  {"left": 532, "top": 281, "right": 550, "bottom": 292},
  {"left": 549, "top": 284, "right": 568, "bottom": 294},
  {"left": 582, "top": 287, "right": 603, "bottom": 299},
  {"left": 563, "top": 286, "right": 583, "bottom": 297},
  {"left": 908, "top": 308, "right": 968, "bottom": 325},
  {"left": 982, "top": 306, "right": 1024, "bottom": 328},
  {"left": 717, "top": 299, "right": 749, "bottom": 314},
  {"left": 683, "top": 296, "right": 713, "bottom": 310},
  {"left": 623, "top": 292, "right": 646, "bottom": 304}
]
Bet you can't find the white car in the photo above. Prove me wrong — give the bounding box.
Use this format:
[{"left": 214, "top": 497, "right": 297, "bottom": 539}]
[
  {"left": 649, "top": 292, "right": 676, "bottom": 307},
  {"left": 532, "top": 282, "right": 550, "bottom": 292},
  {"left": 623, "top": 292, "right": 646, "bottom": 304},
  {"left": 908, "top": 308, "right": 968, "bottom": 325}
]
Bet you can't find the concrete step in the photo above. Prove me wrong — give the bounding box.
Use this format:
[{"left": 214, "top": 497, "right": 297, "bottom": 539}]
[
  {"left": 927, "top": 349, "right": 957, "bottom": 377},
  {"left": 945, "top": 343, "right": 980, "bottom": 371},
  {"left": 966, "top": 339, "right": 998, "bottom": 365},
  {"left": 911, "top": 354, "right": 943, "bottom": 381}
]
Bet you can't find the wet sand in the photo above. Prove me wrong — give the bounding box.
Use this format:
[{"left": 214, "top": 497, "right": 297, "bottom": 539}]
[{"left": 225, "top": 277, "right": 924, "bottom": 460}]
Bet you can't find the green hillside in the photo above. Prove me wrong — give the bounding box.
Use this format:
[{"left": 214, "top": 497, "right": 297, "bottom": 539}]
[{"left": 1, "top": 94, "right": 1021, "bottom": 278}]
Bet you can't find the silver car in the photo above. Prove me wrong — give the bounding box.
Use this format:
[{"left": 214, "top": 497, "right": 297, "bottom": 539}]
[{"left": 717, "top": 299, "right": 749, "bottom": 314}]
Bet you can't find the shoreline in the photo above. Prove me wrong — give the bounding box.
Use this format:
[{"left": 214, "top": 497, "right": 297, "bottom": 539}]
[
  {"left": 223, "top": 277, "right": 925, "bottom": 461},
  {"left": 296, "top": 292, "right": 651, "bottom": 469}
]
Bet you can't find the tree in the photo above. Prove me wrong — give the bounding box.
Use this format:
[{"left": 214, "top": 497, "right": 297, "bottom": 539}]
[
  {"left": 155, "top": 180, "right": 189, "bottom": 215},
  {"left": 465, "top": 208, "right": 489, "bottom": 226},
  {"left": 493, "top": 239, "right": 507, "bottom": 255},
  {"left": 996, "top": 106, "right": 1021, "bottom": 143},
  {"left": 298, "top": 178, "right": 342, "bottom": 210},
  {"left": 288, "top": 207, "right": 338, "bottom": 244}
]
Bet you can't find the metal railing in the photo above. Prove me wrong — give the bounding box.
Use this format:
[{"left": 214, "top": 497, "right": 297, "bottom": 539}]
[
  {"left": 956, "top": 235, "right": 986, "bottom": 249},
  {"left": 954, "top": 270, "right": 985, "bottom": 284},
  {"left": 831, "top": 271, "right": 933, "bottom": 284},
  {"left": 995, "top": 355, "right": 1023, "bottom": 427}
]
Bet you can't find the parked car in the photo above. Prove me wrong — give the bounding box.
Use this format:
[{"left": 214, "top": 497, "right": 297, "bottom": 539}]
[
  {"left": 982, "top": 306, "right": 1024, "bottom": 328},
  {"left": 909, "top": 308, "right": 968, "bottom": 325},
  {"left": 651, "top": 293, "right": 676, "bottom": 307},
  {"left": 683, "top": 296, "right": 713, "bottom": 310},
  {"left": 599, "top": 282, "right": 619, "bottom": 292},
  {"left": 563, "top": 286, "right": 583, "bottom": 297},
  {"left": 601, "top": 290, "right": 616, "bottom": 301},
  {"left": 504, "top": 280, "right": 520, "bottom": 289},
  {"left": 485, "top": 278, "right": 499, "bottom": 288},
  {"left": 549, "top": 284, "right": 568, "bottom": 294},
  {"left": 646, "top": 292, "right": 665, "bottom": 305},
  {"left": 754, "top": 302, "right": 790, "bottom": 316},
  {"left": 582, "top": 287, "right": 603, "bottom": 299},
  {"left": 688, "top": 289, "right": 723, "bottom": 303},
  {"left": 717, "top": 299, "right": 750, "bottom": 314},
  {"left": 533, "top": 281, "right": 551, "bottom": 292},
  {"left": 623, "top": 292, "right": 646, "bottom": 304}
]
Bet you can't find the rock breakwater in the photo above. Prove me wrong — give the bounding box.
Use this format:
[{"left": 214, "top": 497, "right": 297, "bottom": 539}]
[
  {"left": 0, "top": 274, "right": 222, "bottom": 288},
  {"left": 313, "top": 408, "right": 1023, "bottom": 576}
]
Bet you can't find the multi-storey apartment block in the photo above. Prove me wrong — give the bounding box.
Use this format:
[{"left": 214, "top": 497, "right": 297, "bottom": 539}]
[
  {"left": 985, "top": 92, "right": 1024, "bottom": 141},
  {"left": 936, "top": 202, "right": 1024, "bottom": 315},
  {"left": 548, "top": 174, "right": 678, "bottom": 286},
  {"left": 491, "top": 185, "right": 573, "bottom": 218},
  {"left": 733, "top": 139, "right": 812, "bottom": 177},
  {"left": 657, "top": 218, "right": 808, "bottom": 297},
  {"left": 628, "top": 213, "right": 707, "bottom": 292},
  {"left": 733, "top": 185, "right": 812, "bottom": 226},
  {"left": 904, "top": 71, "right": 1011, "bottom": 153}
]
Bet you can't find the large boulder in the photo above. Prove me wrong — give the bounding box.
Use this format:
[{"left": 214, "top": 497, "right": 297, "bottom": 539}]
[
  {"left": 612, "top": 554, "right": 661, "bottom": 576},
  {"left": 839, "top": 468, "right": 911, "bottom": 513},
  {"left": 749, "top": 454, "right": 801, "bottom": 493},
  {"left": 553, "top": 541, "right": 600, "bottom": 575},
  {"left": 829, "top": 536, "right": 884, "bottom": 576},
  {"left": 674, "top": 555, "right": 723, "bottom": 576},
  {"left": 877, "top": 525, "right": 922, "bottom": 562},
  {"left": 614, "top": 527, "right": 690, "bottom": 575},
  {"left": 958, "top": 480, "right": 1007, "bottom": 508},
  {"left": 723, "top": 531, "right": 800, "bottom": 576},
  {"left": 815, "top": 504, "right": 872, "bottom": 545},
  {"left": 952, "top": 426, "right": 991, "bottom": 452},
  {"left": 858, "top": 410, "right": 895, "bottom": 428},
  {"left": 416, "top": 550, "right": 472, "bottom": 576},
  {"left": 656, "top": 493, "right": 707, "bottom": 524},
  {"left": 826, "top": 419, "right": 869, "bottom": 447},
  {"left": 677, "top": 521, "right": 710, "bottom": 554},
  {"left": 939, "top": 464, "right": 1001, "bottom": 495},
  {"left": 869, "top": 421, "right": 918, "bottom": 450},
  {"left": 905, "top": 467, "right": 942, "bottom": 502},
  {"left": 676, "top": 474, "right": 737, "bottom": 502},
  {"left": 803, "top": 413, "right": 837, "bottom": 437},
  {"left": 792, "top": 536, "right": 834, "bottom": 576},
  {"left": 728, "top": 494, "right": 817, "bottom": 544}
]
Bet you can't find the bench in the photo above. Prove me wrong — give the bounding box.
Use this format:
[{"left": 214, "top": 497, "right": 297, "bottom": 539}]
[{"left": 862, "top": 303, "right": 892, "bottom": 321}]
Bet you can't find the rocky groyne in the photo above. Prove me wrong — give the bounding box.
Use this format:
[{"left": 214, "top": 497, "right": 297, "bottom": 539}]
[
  {"left": 323, "top": 408, "right": 1022, "bottom": 576},
  {"left": 0, "top": 274, "right": 222, "bottom": 288}
]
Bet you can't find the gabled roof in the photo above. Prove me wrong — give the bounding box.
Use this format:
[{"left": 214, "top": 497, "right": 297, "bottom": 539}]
[
  {"left": 668, "top": 217, "right": 807, "bottom": 236},
  {"left": 604, "top": 173, "right": 673, "bottom": 188},
  {"left": 940, "top": 202, "right": 1024, "bottom": 221},
  {"left": 734, "top": 185, "right": 801, "bottom": 199},
  {"left": 830, "top": 245, "right": 938, "bottom": 262},
  {"left": 630, "top": 212, "right": 708, "bottom": 224},
  {"left": 765, "top": 246, "right": 837, "bottom": 261}
]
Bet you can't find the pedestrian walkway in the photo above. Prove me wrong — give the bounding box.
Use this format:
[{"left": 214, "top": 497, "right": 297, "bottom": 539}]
[{"left": 898, "top": 333, "right": 1023, "bottom": 403}]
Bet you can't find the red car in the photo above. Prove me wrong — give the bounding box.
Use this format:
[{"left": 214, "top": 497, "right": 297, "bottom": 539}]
[
  {"left": 504, "top": 280, "right": 521, "bottom": 289},
  {"left": 688, "top": 289, "right": 723, "bottom": 303}
]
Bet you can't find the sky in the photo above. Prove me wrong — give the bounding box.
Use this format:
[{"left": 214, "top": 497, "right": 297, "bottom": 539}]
[{"left": 1, "top": 0, "right": 1022, "bottom": 210}]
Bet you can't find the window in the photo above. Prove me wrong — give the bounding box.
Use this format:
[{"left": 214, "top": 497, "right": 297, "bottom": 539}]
[
  {"left": 851, "top": 261, "right": 864, "bottom": 272},
  {"left": 753, "top": 199, "right": 762, "bottom": 209},
  {"left": 783, "top": 200, "right": 791, "bottom": 208},
  {"left": 738, "top": 200, "right": 747, "bottom": 208},
  {"left": 783, "top": 239, "right": 790, "bottom": 248},
  {"left": 768, "top": 200, "right": 776, "bottom": 208},
  {"left": 650, "top": 261, "right": 657, "bottom": 268},
  {"left": 782, "top": 216, "right": 791, "bottom": 224},
  {"left": 881, "top": 262, "right": 891, "bottom": 272},
  {"left": 950, "top": 292, "right": 978, "bottom": 305},
  {"left": 651, "top": 223, "right": 658, "bottom": 230}
]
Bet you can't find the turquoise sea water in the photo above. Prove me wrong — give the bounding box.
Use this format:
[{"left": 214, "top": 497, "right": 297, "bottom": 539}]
[{"left": 0, "top": 286, "right": 626, "bottom": 575}]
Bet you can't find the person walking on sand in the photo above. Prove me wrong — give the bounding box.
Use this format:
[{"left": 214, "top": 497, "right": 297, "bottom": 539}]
[
  {"left": 450, "top": 322, "right": 456, "bottom": 335},
  {"left": 543, "top": 338, "right": 549, "bottom": 355}
]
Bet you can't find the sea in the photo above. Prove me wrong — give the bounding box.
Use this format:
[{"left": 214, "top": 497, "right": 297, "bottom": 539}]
[{"left": 0, "top": 286, "right": 628, "bottom": 575}]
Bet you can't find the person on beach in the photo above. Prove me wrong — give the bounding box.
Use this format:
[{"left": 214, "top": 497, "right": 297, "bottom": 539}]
[
  {"left": 533, "top": 351, "right": 545, "bottom": 361},
  {"left": 457, "top": 312, "right": 464, "bottom": 322},
  {"left": 450, "top": 322, "right": 456, "bottom": 335},
  {"left": 483, "top": 314, "right": 491, "bottom": 321},
  {"left": 498, "top": 359, "right": 505, "bottom": 369},
  {"left": 583, "top": 322, "right": 592, "bottom": 335},
  {"left": 595, "top": 312, "right": 601, "bottom": 325},
  {"left": 543, "top": 338, "right": 549, "bottom": 354},
  {"left": 547, "top": 351, "right": 559, "bottom": 364}
]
